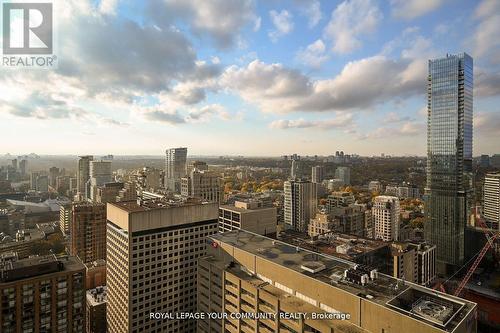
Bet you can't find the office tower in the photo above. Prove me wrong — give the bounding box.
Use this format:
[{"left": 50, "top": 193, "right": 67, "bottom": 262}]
[
  {"left": 139, "top": 167, "right": 163, "bottom": 190},
  {"left": 373, "top": 195, "right": 400, "bottom": 241},
  {"left": 88, "top": 160, "right": 113, "bottom": 201},
  {"left": 391, "top": 242, "right": 436, "bottom": 286},
  {"left": 11, "top": 159, "right": 17, "bottom": 170},
  {"left": 484, "top": 173, "right": 500, "bottom": 230},
  {"left": 311, "top": 165, "right": 324, "bottom": 183},
  {"left": 164, "top": 147, "right": 187, "bottom": 193},
  {"left": 425, "top": 53, "right": 473, "bottom": 273},
  {"left": 0, "top": 253, "right": 86, "bottom": 333},
  {"left": 283, "top": 179, "right": 317, "bottom": 232},
  {"left": 60, "top": 203, "right": 72, "bottom": 236},
  {"left": 106, "top": 198, "right": 218, "bottom": 333},
  {"left": 19, "top": 159, "right": 27, "bottom": 176},
  {"left": 198, "top": 230, "right": 477, "bottom": 333},
  {"left": 86, "top": 286, "right": 107, "bottom": 333},
  {"left": 70, "top": 202, "right": 107, "bottom": 264},
  {"left": 218, "top": 200, "right": 277, "bottom": 235},
  {"left": 35, "top": 175, "right": 49, "bottom": 192},
  {"left": 77, "top": 155, "right": 93, "bottom": 195},
  {"left": 48, "top": 166, "right": 60, "bottom": 188},
  {"left": 335, "top": 166, "right": 350, "bottom": 186},
  {"left": 181, "top": 169, "right": 223, "bottom": 203},
  {"left": 30, "top": 171, "right": 41, "bottom": 190}
]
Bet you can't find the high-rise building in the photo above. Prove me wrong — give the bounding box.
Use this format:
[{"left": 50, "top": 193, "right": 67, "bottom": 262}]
[
  {"left": 326, "top": 191, "right": 355, "bottom": 208},
  {"left": 0, "top": 253, "right": 86, "bottom": 333},
  {"left": 86, "top": 286, "right": 107, "bottom": 333},
  {"left": 70, "top": 202, "right": 107, "bottom": 264},
  {"left": 335, "top": 166, "right": 350, "bottom": 186},
  {"left": 164, "top": 147, "right": 187, "bottom": 193},
  {"left": 479, "top": 154, "right": 490, "bottom": 168},
  {"left": 48, "top": 166, "right": 60, "bottom": 188},
  {"left": 284, "top": 179, "right": 317, "bottom": 232},
  {"left": 373, "top": 195, "right": 400, "bottom": 241},
  {"left": 60, "top": 203, "right": 72, "bottom": 236},
  {"left": 19, "top": 159, "right": 27, "bottom": 176},
  {"left": 198, "top": 230, "right": 477, "bottom": 333},
  {"left": 484, "top": 173, "right": 500, "bottom": 231},
  {"left": 218, "top": 200, "right": 277, "bottom": 236},
  {"left": 181, "top": 169, "right": 222, "bottom": 203},
  {"left": 77, "top": 155, "right": 93, "bottom": 195},
  {"left": 89, "top": 160, "right": 113, "bottom": 201},
  {"left": 106, "top": 198, "right": 218, "bottom": 333},
  {"left": 424, "top": 53, "right": 473, "bottom": 273},
  {"left": 311, "top": 165, "right": 324, "bottom": 183},
  {"left": 391, "top": 242, "right": 436, "bottom": 286},
  {"left": 35, "top": 175, "right": 49, "bottom": 192}
]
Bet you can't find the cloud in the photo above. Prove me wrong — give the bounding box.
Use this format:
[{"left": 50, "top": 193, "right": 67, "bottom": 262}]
[
  {"left": 324, "top": 0, "right": 382, "bottom": 54},
  {"left": 295, "top": 0, "right": 322, "bottom": 28},
  {"left": 475, "top": 112, "right": 500, "bottom": 136},
  {"left": 253, "top": 17, "right": 262, "bottom": 32},
  {"left": 295, "top": 39, "right": 329, "bottom": 68},
  {"left": 390, "top": 0, "right": 445, "bottom": 19},
  {"left": 187, "top": 104, "right": 230, "bottom": 122},
  {"left": 147, "top": 0, "right": 257, "bottom": 49},
  {"left": 98, "top": 0, "right": 118, "bottom": 15},
  {"left": 471, "top": 0, "right": 500, "bottom": 64},
  {"left": 359, "top": 122, "right": 425, "bottom": 140},
  {"left": 269, "top": 113, "right": 354, "bottom": 130},
  {"left": 384, "top": 112, "right": 415, "bottom": 123},
  {"left": 268, "top": 10, "right": 294, "bottom": 42},
  {"left": 475, "top": 70, "right": 500, "bottom": 97},
  {"left": 221, "top": 56, "right": 426, "bottom": 113}
]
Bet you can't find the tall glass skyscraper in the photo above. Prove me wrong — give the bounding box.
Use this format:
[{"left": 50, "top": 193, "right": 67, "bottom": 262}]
[{"left": 424, "top": 53, "right": 473, "bottom": 274}]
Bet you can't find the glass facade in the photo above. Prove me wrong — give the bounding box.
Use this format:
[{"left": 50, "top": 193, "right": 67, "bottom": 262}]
[{"left": 424, "top": 53, "right": 473, "bottom": 272}]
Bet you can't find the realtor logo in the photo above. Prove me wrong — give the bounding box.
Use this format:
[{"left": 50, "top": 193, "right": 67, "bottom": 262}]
[
  {"left": 2, "top": 2, "right": 52, "bottom": 54},
  {"left": 1, "top": 1, "right": 56, "bottom": 68}
]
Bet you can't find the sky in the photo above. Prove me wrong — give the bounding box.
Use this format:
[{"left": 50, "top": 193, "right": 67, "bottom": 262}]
[{"left": 0, "top": 0, "right": 499, "bottom": 156}]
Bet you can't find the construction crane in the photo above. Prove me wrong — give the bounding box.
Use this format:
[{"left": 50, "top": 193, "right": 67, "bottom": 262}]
[{"left": 453, "top": 211, "right": 499, "bottom": 297}]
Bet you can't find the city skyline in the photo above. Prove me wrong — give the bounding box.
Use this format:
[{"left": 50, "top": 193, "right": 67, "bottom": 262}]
[{"left": 1, "top": 0, "right": 499, "bottom": 156}]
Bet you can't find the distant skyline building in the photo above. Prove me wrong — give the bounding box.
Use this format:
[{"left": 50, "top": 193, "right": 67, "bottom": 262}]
[
  {"left": 181, "top": 169, "right": 222, "bottom": 203},
  {"left": 484, "top": 173, "right": 500, "bottom": 230},
  {"left": 424, "top": 53, "right": 473, "bottom": 274},
  {"left": 284, "top": 179, "right": 317, "bottom": 232},
  {"left": 77, "top": 155, "right": 93, "bottom": 195},
  {"left": 164, "top": 147, "right": 187, "bottom": 193},
  {"left": 311, "top": 165, "right": 324, "bottom": 183},
  {"left": 373, "top": 195, "right": 400, "bottom": 242},
  {"left": 335, "top": 166, "right": 351, "bottom": 186},
  {"left": 89, "top": 160, "right": 113, "bottom": 201}
]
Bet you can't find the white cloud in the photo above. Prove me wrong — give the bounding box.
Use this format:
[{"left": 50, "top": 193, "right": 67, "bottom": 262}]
[
  {"left": 270, "top": 113, "right": 353, "bottom": 130},
  {"left": 471, "top": 0, "right": 500, "bottom": 64},
  {"left": 295, "top": 39, "right": 329, "bottom": 68},
  {"left": 221, "top": 55, "right": 426, "bottom": 114},
  {"left": 295, "top": 0, "right": 322, "bottom": 28},
  {"left": 268, "top": 10, "right": 294, "bottom": 42},
  {"left": 98, "top": 0, "right": 118, "bottom": 15},
  {"left": 475, "top": 70, "right": 500, "bottom": 97},
  {"left": 384, "top": 112, "right": 414, "bottom": 123},
  {"left": 324, "top": 0, "right": 382, "bottom": 54},
  {"left": 359, "top": 122, "right": 425, "bottom": 140},
  {"left": 253, "top": 16, "right": 262, "bottom": 32},
  {"left": 390, "top": 0, "right": 445, "bottom": 19}
]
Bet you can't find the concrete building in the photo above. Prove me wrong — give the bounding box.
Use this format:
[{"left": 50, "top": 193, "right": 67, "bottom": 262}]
[
  {"left": 386, "top": 184, "right": 420, "bottom": 199},
  {"left": 326, "top": 204, "right": 365, "bottom": 236},
  {"left": 187, "top": 160, "right": 208, "bottom": 173},
  {"left": 77, "top": 155, "right": 93, "bottom": 195},
  {"left": 19, "top": 159, "right": 27, "bottom": 176},
  {"left": 106, "top": 198, "right": 218, "bottom": 333},
  {"left": 326, "top": 191, "right": 355, "bottom": 209},
  {"left": 181, "top": 169, "right": 222, "bottom": 203},
  {"left": 483, "top": 173, "right": 500, "bottom": 231},
  {"left": 60, "top": 203, "right": 72, "bottom": 236},
  {"left": 164, "top": 147, "right": 187, "bottom": 193},
  {"left": 308, "top": 212, "right": 336, "bottom": 237},
  {"left": 284, "top": 179, "right": 317, "bottom": 233},
  {"left": 363, "top": 207, "right": 374, "bottom": 239},
  {"left": 86, "top": 286, "right": 107, "bottom": 333},
  {"left": 85, "top": 259, "right": 106, "bottom": 289},
  {"left": 35, "top": 175, "right": 48, "bottom": 192},
  {"left": 70, "top": 202, "right": 107, "bottom": 264},
  {"left": 425, "top": 53, "right": 473, "bottom": 274},
  {"left": 391, "top": 242, "right": 436, "bottom": 286},
  {"left": 198, "top": 230, "right": 477, "bottom": 333},
  {"left": 368, "top": 180, "right": 382, "bottom": 193},
  {"left": 0, "top": 253, "right": 86, "bottom": 333},
  {"left": 373, "top": 196, "right": 400, "bottom": 242},
  {"left": 219, "top": 201, "right": 277, "bottom": 236},
  {"left": 95, "top": 182, "right": 124, "bottom": 204},
  {"left": 0, "top": 228, "right": 46, "bottom": 258},
  {"left": 89, "top": 160, "right": 113, "bottom": 201},
  {"left": 335, "top": 166, "right": 350, "bottom": 186},
  {"left": 311, "top": 165, "right": 324, "bottom": 183}
]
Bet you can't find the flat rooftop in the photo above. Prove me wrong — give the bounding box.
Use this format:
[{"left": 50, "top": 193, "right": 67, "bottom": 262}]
[
  {"left": 210, "top": 230, "right": 476, "bottom": 332},
  {"left": 110, "top": 197, "right": 208, "bottom": 213}
]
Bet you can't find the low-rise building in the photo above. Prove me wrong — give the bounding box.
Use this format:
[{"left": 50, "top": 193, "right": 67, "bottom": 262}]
[
  {"left": 86, "top": 286, "right": 107, "bottom": 333},
  {"left": 219, "top": 200, "right": 277, "bottom": 236}
]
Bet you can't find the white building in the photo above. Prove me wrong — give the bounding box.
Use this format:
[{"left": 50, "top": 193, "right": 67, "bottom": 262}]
[
  {"left": 484, "top": 173, "right": 500, "bottom": 230},
  {"left": 284, "top": 179, "right": 317, "bottom": 233},
  {"left": 373, "top": 195, "right": 400, "bottom": 241},
  {"left": 164, "top": 147, "right": 187, "bottom": 193}
]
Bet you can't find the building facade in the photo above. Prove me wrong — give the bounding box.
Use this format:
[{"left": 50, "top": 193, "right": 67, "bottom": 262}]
[
  {"left": 164, "top": 147, "right": 188, "bottom": 193},
  {"left": 0, "top": 254, "right": 86, "bottom": 333},
  {"left": 106, "top": 199, "right": 218, "bottom": 333},
  {"left": 219, "top": 201, "right": 277, "bottom": 236},
  {"left": 181, "top": 169, "right": 222, "bottom": 203},
  {"left": 311, "top": 166, "right": 324, "bottom": 184},
  {"left": 70, "top": 202, "right": 107, "bottom": 264},
  {"left": 483, "top": 173, "right": 500, "bottom": 231},
  {"left": 77, "top": 155, "right": 93, "bottom": 195},
  {"left": 283, "top": 180, "right": 317, "bottom": 233},
  {"left": 373, "top": 195, "right": 400, "bottom": 242},
  {"left": 424, "top": 53, "right": 473, "bottom": 273}
]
